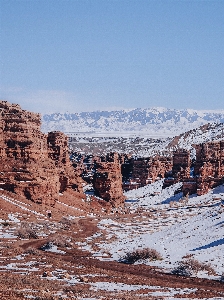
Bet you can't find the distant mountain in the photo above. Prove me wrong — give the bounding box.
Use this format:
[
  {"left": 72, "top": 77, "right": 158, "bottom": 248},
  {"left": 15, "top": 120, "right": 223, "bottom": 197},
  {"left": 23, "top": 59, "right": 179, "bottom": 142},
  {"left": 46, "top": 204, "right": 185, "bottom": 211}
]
[{"left": 42, "top": 107, "right": 224, "bottom": 138}]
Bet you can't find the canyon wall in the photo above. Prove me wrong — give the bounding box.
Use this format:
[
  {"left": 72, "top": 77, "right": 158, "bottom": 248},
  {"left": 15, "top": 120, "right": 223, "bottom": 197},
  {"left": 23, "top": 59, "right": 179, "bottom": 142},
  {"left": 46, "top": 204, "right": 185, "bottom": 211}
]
[
  {"left": 0, "top": 100, "right": 82, "bottom": 206},
  {"left": 165, "top": 143, "right": 224, "bottom": 196},
  {"left": 172, "top": 149, "right": 191, "bottom": 180},
  {"left": 122, "top": 155, "right": 172, "bottom": 190},
  {"left": 194, "top": 141, "right": 224, "bottom": 195}
]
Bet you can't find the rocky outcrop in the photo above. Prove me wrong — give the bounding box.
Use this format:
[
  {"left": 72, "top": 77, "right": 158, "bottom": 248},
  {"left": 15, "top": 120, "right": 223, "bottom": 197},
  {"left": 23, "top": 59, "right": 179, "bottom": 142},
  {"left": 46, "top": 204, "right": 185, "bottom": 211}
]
[
  {"left": 148, "top": 156, "right": 173, "bottom": 183},
  {"left": 0, "top": 100, "right": 82, "bottom": 206},
  {"left": 172, "top": 149, "right": 191, "bottom": 180},
  {"left": 93, "top": 153, "right": 125, "bottom": 207},
  {"left": 163, "top": 149, "right": 195, "bottom": 193},
  {"left": 122, "top": 156, "right": 172, "bottom": 190},
  {"left": 48, "top": 131, "right": 83, "bottom": 193},
  {"left": 166, "top": 142, "right": 224, "bottom": 196},
  {"left": 194, "top": 141, "right": 224, "bottom": 195}
]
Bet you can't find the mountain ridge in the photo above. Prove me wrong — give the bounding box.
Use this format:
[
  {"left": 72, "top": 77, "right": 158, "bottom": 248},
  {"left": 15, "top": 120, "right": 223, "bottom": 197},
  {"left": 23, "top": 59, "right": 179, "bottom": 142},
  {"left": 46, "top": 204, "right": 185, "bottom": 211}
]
[{"left": 42, "top": 107, "right": 224, "bottom": 137}]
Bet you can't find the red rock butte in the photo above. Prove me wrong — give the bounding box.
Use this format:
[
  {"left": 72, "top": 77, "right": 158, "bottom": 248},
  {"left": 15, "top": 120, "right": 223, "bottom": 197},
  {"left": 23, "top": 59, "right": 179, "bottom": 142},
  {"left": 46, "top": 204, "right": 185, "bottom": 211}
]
[
  {"left": 0, "top": 100, "right": 83, "bottom": 206},
  {"left": 93, "top": 152, "right": 125, "bottom": 207}
]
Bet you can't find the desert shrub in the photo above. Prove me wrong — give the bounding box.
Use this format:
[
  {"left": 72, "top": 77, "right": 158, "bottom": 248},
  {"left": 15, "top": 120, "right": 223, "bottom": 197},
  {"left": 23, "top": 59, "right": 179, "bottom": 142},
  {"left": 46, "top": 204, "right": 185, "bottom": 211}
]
[
  {"left": 182, "top": 253, "right": 194, "bottom": 259},
  {"left": 47, "top": 234, "right": 71, "bottom": 248},
  {"left": 120, "top": 248, "right": 162, "bottom": 264},
  {"left": 171, "top": 264, "right": 192, "bottom": 276},
  {"left": 15, "top": 222, "right": 38, "bottom": 239},
  {"left": 172, "top": 258, "right": 216, "bottom": 277},
  {"left": 39, "top": 241, "right": 53, "bottom": 251},
  {"left": 40, "top": 234, "right": 71, "bottom": 251},
  {"left": 37, "top": 220, "right": 51, "bottom": 229},
  {"left": 136, "top": 207, "right": 144, "bottom": 214},
  {"left": 59, "top": 216, "right": 73, "bottom": 229},
  {"left": 169, "top": 201, "right": 179, "bottom": 208},
  {"left": 34, "top": 296, "right": 55, "bottom": 300}
]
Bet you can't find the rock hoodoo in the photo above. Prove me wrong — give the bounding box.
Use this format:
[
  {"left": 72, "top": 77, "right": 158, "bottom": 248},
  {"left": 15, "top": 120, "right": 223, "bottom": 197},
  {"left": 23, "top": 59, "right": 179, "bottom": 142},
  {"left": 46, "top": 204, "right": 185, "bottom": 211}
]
[
  {"left": 0, "top": 100, "right": 82, "bottom": 206},
  {"left": 172, "top": 149, "right": 191, "bottom": 180},
  {"left": 93, "top": 153, "right": 125, "bottom": 207},
  {"left": 171, "top": 149, "right": 196, "bottom": 196},
  {"left": 164, "top": 143, "right": 224, "bottom": 196},
  {"left": 194, "top": 141, "right": 224, "bottom": 195}
]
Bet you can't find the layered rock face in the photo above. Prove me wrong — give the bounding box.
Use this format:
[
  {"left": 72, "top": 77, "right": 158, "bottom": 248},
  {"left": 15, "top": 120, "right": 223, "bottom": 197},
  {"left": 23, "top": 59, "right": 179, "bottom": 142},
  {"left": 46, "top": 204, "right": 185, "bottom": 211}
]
[
  {"left": 0, "top": 100, "right": 82, "bottom": 206},
  {"left": 125, "top": 156, "right": 172, "bottom": 188},
  {"left": 172, "top": 149, "right": 190, "bottom": 180},
  {"left": 169, "top": 142, "right": 224, "bottom": 196},
  {"left": 147, "top": 156, "right": 173, "bottom": 183},
  {"left": 131, "top": 158, "right": 149, "bottom": 185},
  {"left": 48, "top": 131, "right": 83, "bottom": 193},
  {"left": 93, "top": 153, "right": 125, "bottom": 207},
  {"left": 194, "top": 141, "right": 224, "bottom": 195},
  {"left": 171, "top": 149, "right": 197, "bottom": 195}
]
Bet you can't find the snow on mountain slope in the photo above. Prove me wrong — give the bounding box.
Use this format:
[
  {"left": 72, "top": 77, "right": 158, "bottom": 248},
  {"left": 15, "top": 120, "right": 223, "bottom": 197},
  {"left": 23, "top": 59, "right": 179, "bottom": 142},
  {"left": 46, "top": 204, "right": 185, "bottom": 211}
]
[
  {"left": 167, "top": 123, "right": 224, "bottom": 150},
  {"left": 42, "top": 107, "right": 224, "bottom": 138}
]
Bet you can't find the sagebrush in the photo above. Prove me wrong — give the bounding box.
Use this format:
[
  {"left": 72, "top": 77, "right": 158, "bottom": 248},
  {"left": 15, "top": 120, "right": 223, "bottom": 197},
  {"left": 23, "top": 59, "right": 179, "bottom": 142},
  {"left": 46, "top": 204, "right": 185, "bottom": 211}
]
[
  {"left": 15, "top": 222, "right": 38, "bottom": 239},
  {"left": 120, "top": 248, "right": 162, "bottom": 264},
  {"left": 172, "top": 258, "right": 216, "bottom": 276}
]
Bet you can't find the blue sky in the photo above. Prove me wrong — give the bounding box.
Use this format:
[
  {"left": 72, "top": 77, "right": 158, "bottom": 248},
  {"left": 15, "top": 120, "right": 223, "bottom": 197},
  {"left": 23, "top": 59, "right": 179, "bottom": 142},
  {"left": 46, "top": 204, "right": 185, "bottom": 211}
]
[{"left": 0, "top": 0, "right": 223, "bottom": 114}]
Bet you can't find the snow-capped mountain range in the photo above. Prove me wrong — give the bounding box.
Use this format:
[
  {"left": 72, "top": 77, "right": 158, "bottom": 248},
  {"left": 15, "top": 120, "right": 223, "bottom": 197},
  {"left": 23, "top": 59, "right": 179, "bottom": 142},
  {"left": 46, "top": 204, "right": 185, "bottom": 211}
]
[{"left": 42, "top": 107, "right": 224, "bottom": 138}]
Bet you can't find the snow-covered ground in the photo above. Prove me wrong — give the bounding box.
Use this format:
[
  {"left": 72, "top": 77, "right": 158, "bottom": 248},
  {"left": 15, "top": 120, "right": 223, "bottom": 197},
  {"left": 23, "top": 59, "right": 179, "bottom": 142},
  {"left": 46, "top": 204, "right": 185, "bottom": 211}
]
[{"left": 78, "top": 180, "right": 224, "bottom": 280}]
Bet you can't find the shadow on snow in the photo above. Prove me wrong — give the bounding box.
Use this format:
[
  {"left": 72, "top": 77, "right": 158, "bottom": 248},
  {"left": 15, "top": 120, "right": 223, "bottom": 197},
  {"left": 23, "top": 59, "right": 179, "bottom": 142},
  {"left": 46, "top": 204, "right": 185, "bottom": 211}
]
[{"left": 191, "top": 238, "right": 224, "bottom": 251}]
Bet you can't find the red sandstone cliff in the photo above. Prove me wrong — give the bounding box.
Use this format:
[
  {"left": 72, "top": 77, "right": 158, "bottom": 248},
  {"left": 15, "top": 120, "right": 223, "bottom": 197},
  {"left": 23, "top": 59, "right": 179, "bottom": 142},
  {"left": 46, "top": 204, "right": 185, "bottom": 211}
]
[
  {"left": 93, "top": 153, "right": 125, "bottom": 207},
  {"left": 126, "top": 156, "right": 172, "bottom": 188},
  {"left": 194, "top": 141, "right": 224, "bottom": 195},
  {"left": 0, "top": 100, "right": 83, "bottom": 206},
  {"left": 166, "top": 143, "right": 224, "bottom": 196}
]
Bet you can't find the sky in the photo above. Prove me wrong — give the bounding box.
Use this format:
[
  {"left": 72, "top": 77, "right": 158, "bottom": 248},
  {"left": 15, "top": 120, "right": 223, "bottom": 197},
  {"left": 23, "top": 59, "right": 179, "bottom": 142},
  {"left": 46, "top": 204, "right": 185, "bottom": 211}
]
[{"left": 0, "top": 0, "right": 224, "bottom": 114}]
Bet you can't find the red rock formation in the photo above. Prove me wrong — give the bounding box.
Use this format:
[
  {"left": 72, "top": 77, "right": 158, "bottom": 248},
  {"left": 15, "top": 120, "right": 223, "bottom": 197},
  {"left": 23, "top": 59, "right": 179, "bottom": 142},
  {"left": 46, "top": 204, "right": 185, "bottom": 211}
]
[
  {"left": 182, "top": 178, "right": 197, "bottom": 196},
  {"left": 0, "top": 100, "right": 83, "bottom": 206},
  {"left": 93, "top": 153, "right": 125, "bottom": 207},
  {"left": 148, "top": 156, "right": 173, "bottom": 183},
  {"left": 163, "top": 149, "right": 194, "bottom": 192},
  {"left": 131, "top": 158, "right": 149, "bottom": 185},
  {"left": 194, "top": 141, "right": 224, "bottom": 195},
  {"left": 163, "top": 143, "right": 224, "bottom": 196},
  {"left": 47, "top": 131, "right": 83, "bottom": 193},
  {"left": 172, "top": 149, "right": 191, "bottom": 180},
  {"left": 129, "top": 156, "right": 172, "bottom": 187}
]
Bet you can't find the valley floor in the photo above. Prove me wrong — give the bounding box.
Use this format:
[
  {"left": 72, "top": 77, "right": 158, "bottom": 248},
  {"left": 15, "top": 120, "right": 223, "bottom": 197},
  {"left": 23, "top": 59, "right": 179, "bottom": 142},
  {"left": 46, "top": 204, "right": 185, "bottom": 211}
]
[{"left": 0, "top": 181, "right": 224, "bottom": 299}]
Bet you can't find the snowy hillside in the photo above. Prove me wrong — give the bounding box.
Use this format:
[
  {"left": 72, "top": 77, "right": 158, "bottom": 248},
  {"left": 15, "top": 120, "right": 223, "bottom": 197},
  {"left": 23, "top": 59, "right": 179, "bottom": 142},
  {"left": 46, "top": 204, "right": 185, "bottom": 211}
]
[
  {"left": 163, "top": 122, "right": 224, "bottom": 159},
  {"left": 167, "top": 123, "right": 224, "bottom": 151},
  {"left": 42, "top": 107, "right": 224, "bottom": 138},
  {"left": 78, "top": 180, "right": 224, "bottom": 280}
]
